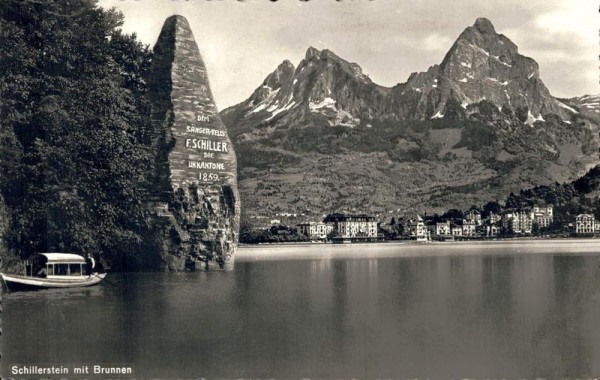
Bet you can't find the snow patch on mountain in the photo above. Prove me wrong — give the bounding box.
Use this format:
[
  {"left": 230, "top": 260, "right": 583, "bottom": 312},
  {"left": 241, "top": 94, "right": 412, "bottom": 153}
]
[
  {"left": 491, "top": 55, "right": 512, "bottom": 67},
  {"left": 249, "top": 103, "right": 267, "bottom": 114},
  {"left": 468, "top": 43, "right": 490, "bottom": 57},
  {"left": 309, "top": 97, "right": 337, "bottom": 111},
  {"left": 248, "top": 88, "right": 280, "bottom": 115},
  {"left": 266, "top": 103, "right": 280, "bottom": 112},
  {"left": 525, "top": 110, "right": 535, "bottom": 126},
  {"left": 265, "top": 107, "right": 286, "bottom": 121},
  {"left": 557, "top": 100, "right": 578, "bottom": 114},
  {"left": 430, "top": 111, "right": 444, "bottom": 119}
]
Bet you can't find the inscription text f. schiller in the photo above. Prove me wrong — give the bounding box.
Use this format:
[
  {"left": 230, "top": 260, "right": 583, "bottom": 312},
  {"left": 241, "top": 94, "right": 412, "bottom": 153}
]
[
  {"left": 185, "top": 138, "right": 228, "bottom": 152},
  {"left": 184, "top": 113, "right": 228, "bottom": 182}
]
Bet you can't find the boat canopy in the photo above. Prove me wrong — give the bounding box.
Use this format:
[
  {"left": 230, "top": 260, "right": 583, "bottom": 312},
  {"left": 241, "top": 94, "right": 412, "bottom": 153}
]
[{"left": 38, "top": 253, "right": 86, "bottom": 264}]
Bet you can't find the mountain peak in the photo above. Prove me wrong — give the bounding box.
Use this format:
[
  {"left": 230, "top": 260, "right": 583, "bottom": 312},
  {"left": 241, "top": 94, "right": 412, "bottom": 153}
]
[
  {"left": 321, "top": 49, "right": 341, "bottom": 60},
  {"left": 261, "top": 59, "right": 295, "bottom": 90},
  {"left": 306, "top": 46, "right": 320, "bottom": 60},
  {"left": 408, "top": 17, "right": 563, "bottom": 119},
  {"left": 473, "top": 17, "right": 496, "bottom": 34},
  {"left": 280, "top": 59, "right": 294, "bottom": 70}
]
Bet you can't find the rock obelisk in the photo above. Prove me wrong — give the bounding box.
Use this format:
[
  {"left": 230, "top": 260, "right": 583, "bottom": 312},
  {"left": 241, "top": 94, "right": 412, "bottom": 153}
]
[{"left": 147, "top": 15, "right": 240, "bottom": 270}]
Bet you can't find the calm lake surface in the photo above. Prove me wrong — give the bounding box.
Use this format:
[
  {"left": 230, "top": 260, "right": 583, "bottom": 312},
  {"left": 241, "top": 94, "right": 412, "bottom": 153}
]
[{"left": 3, "top": 240, "right": 600, "bottom": 379}]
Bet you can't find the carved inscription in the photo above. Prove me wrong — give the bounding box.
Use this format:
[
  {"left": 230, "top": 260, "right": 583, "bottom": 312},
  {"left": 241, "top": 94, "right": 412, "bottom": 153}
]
[{"left": 183, "top": 115, "right": 229, "bottom": 183}]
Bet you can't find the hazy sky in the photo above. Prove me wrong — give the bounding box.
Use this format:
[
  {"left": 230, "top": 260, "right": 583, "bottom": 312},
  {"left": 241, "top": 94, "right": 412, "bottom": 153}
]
[{"left": 98, "top": 0, "right": 598, "bottom": 110}]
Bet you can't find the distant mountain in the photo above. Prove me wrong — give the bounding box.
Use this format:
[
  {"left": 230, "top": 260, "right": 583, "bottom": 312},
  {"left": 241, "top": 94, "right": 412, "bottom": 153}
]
[
  {"left": 392, "top": 17, "right": 567, "bottom": 120},
  {"left": 221, "top": 18, "right": 599, "bottom": 220},
  {"left": 566, "top": 94, "right": 600, "bottom": 123},
  {"left": 222, "top": 47, "right": 390, "bottom": 132}
]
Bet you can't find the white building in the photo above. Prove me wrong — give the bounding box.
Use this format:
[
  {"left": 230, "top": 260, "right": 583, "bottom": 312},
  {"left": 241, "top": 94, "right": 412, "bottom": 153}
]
[
  {"left": 407, "top": 216, "right": 428, "bottom": 241},
  {"left": 324, "top": 213, "right": 378, "bottom": 238},
  {"left": 575, "top": 214, "right": 596, "bottom": 234},
  {"left": 462, "top": 220, "right": 477, "bottom": 237},
  {"left": 503, "top": 211, "right": 533, "bottom": 234},
  {"left": 487, "top": 212, "right": 502, "bottom": 224},
  {"left": 484, "top": 224, "right": 499, "bottom": 237},
  {"left": 532, "top": 205, "right": 554, "bottom": 229},
  {"left": 297, "top": 222, "right": 334, "bottom": 240},
  {"left": 435, "top": 221, "right": 451, "bottom": 236},
  {"left": 465, "top": 210, "right": 482, "bottom": 226},
  {"left": 451, "top": 223, "right": 463, "bottom": 237}
]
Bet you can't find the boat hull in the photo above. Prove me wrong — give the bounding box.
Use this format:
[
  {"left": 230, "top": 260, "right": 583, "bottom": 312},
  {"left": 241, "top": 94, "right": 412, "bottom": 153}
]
[{"left": 1, "top": 272, "right": 106, "bottom": 291}]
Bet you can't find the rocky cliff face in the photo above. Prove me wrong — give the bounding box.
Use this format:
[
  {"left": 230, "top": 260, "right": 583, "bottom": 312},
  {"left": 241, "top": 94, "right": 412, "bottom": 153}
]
[
  {"left": 222, "top": 47, "right": 390, "bottom": 135},
  {"left": 567, "top": 95, "right": 600, "bottom": 123},
  {"left": 224, "top": 18, "right": 572, "bottom": 131},
  {"left": 396, "top": 18, "right": 566, "bottom": 120},
  {"left": 147, "top": 15, "right": 240, "bottom": 270},
  {"left": 221, "top": 18, "right": 598, "bottom": 219}
]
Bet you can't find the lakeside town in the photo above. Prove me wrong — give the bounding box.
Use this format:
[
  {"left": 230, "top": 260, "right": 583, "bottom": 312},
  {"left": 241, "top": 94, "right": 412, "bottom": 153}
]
[{"left": 241, "top": 205, "right": 600, "bottom": 244}]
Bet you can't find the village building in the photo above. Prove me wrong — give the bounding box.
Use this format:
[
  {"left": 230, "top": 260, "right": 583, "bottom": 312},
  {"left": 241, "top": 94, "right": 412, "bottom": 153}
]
[
  {"left": 323, "top": 213, "right": 378, "bottom": 239},
  {"left": 451, "top": 222, "right": 463, "bottom": 237},
  {"left": 575, "top": 214, "right": 597, "bottom": 234},
  {"left": 461, "top": 219, "right": 477, "bottom": 237},
  {"left": 425, "top": 222, "right": 436, "bottom": 238},
  {"left": 297, "top": 222, "right": 334, "bottom": 240},
  {"left": 465, "top": 210, "right": 482, "bottom": 226},
  {"left": 531, "top": 205, "right": 554, "bottom": 229},
  {"left": 435, "top": 221, "right": 451, "bottom": 237},
  {"left": 407, "top": 216, "right": 428, "bottom": 241},
  {"left": 487, "top": 212, "right": 502, "bottom": 225},
  {"left": 425, "top": 220, "right": 453, "bottom": 240},
  {"left": 478, "top": 218, "right": 500, "bottom": 237},
  {"left": 503, "top": 211, "right": 533, "bottom": 234},
  {"left": 482, "top": 224, "right": 499, "bottom": 237}
]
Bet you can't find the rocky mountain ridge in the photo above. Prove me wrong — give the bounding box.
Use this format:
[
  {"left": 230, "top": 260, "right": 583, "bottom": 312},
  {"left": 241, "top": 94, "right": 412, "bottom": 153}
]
[
  {"left": 396, "top": 18, "right": 566, "bottom": 120},
  {"left": 224, "top": 18, "right": 572, "bottom": 130},
  {"left": 221, "top": 18, "right": 599, "bottom": 219}
]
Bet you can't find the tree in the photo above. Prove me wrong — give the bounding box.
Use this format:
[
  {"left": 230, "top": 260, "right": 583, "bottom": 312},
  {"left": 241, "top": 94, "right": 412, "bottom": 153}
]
[
  {"left": 505, "top": 192, "right": 521, "bottom": 210},
  {"left": 0, "top": 0, "right": 155, "bottom": 267},
  {"left": 442, "top": 209, "right": 463, "bottom": 221},
  {"left": 483, "top": 201, "right": 502, "bottom": 216}
]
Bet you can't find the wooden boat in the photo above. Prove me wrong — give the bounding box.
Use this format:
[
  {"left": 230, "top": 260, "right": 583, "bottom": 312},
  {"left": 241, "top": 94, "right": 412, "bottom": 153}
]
[{"left": 0, "top": 253, "right": 106, "bottom": 291}]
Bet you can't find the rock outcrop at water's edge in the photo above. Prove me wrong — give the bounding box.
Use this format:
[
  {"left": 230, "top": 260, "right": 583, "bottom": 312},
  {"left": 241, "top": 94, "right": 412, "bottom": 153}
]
[{"left": 147, "top": 15, "right": 240, "bottom": 270}]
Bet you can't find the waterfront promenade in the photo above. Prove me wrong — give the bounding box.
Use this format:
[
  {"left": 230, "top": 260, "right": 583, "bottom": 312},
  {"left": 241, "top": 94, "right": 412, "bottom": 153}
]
[{"left": 237, "top": 238, "right": 600, "bottom": 261}]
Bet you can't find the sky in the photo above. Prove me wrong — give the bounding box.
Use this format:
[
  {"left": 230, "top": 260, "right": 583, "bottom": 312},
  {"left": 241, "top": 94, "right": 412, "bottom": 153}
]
[{"left": 98, "top": 0, "right": 599, "bottom": 110}]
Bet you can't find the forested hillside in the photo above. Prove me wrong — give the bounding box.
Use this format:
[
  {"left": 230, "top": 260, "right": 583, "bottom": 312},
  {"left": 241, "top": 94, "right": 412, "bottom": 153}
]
[
  {"left": 0, "top": 0, "right": 159, "bottom": 270},
  {"left": 501, "top": 164, "right": 600, "bottom": 227}
]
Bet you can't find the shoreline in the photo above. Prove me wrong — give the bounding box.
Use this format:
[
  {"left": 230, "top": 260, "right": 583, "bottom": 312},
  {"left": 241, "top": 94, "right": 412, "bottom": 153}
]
[
  {"left": 236, "top": 238, "right": 600, "bottom": 261},
  {"left": 239, "top": 236, "right": 598, "bottom": 248}
]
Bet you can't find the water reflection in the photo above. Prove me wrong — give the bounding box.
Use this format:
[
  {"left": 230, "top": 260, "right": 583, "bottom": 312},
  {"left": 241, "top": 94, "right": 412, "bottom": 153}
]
[{"left": 3, "top": 252, "right": 600, "bottom": 378}]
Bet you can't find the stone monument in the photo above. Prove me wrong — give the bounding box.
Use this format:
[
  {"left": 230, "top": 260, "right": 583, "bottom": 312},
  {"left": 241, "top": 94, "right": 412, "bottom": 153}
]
[{"left": 147, "top": 15, "right": 240, "bottom": 270}]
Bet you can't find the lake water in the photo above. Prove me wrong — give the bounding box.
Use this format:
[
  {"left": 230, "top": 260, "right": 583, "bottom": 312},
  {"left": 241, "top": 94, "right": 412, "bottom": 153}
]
[{"left": 3, "top": 240, "right": 600, "bottom": 379}]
